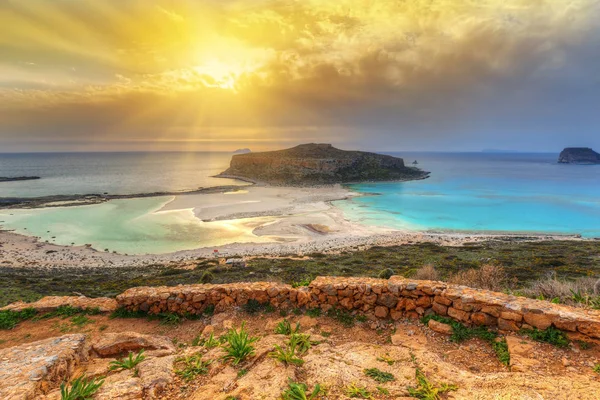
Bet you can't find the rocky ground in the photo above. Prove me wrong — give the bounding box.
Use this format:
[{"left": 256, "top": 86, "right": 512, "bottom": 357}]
[{"left": 1, "top": 301, "right": 600, "bottom": 399}]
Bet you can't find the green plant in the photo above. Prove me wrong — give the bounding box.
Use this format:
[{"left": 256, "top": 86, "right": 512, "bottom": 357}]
[
  {"left": 356, "top": 315, "right": 368, "bottom": 323},
  {"left": 376, "top": 355, "right": 395, "bottom": 365},
  {"left": 153, "top": 312, "right": 181, "bottom": 326},
  {"left": 175, "top": 353, "right": 212, "bottom": 381},
  {"left": 70, "top": 315, "right": 92, "bottom": 328},
  {"left": 98, "top": 324, "right": 108, "bottom": 331},
  {"left": 0, "top": 308, "right": 37, "bottom": 330},
  {"left": 593, "top": 364, "right": 600, "bottom": 374},
  {"left": 407, "top": 368, "right": 457, "bottom": 400},
  {"left": 522, "top": 326, "right": 569, "bottom": 348},
  {"left": 364, "top": 368, "right": 395, "bottom": 383},
  {"left": 269, "top": 342, "right": 304, "bottom": 366},
  {"left": 203, "top": 304, "right": 215, "bottom": 316},
  {"left": 326, "top": 308, "right": 355, "bottom": 327},
  {"left": 576, "top": 340, "right": 593, "bottom": 350},
  {"left": 378, "top": 268, "right": 395, "bottom": 279},
  {"left": 275, "top": 319, "right": 300, "bottom": 335},
  {"left": 289, "top": 333, "right": 312, "bottom": 354},
  {"left": 109, "top": 349, "right": 146, "bottom": 372},
  {"left": 492, "top": 338, "right": 510, "bottom": 366},
  {"left": 243, "top": 299, "right": 269, "bottom": 314},
  {"left": 376, "top": 386, "right": 390, "bottom": 395},
  {"left": 346, "top": 383, "right": 371, "bottom": 398},
  {"left": 291, "top": 276, "right": 313, "bottom": 288},
  {"left": 237, "top": 368, "right": 249, "bottom": 378},
  {"left": 306, "top": 308, "right": 321, "bottom": 318},
  {"left": 60, "top": 375, "right": 104, "bottom": 400},
  {"left": 221, "top": 322, "right": 258, "bottom": 365},
  {"left": 204, "top": 333, "right": 220, "bottom": 348},
  {"left": 199, "top": 270, "right": 214, "bottom": 284},
  {"left": 109, "top": 307, "right": 147, "bottom": 319},
  {"left": 282, "top": 379, "right": 323, "bottom": 400}
]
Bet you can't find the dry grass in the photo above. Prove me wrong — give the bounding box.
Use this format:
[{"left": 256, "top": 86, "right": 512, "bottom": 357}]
[
  {"left": 412, "top": 264, "right": 440, "bottom": 281},
  {"left": 522, "top": 273, "right": 600, "bottom": 305},
  {"left": 447, "top": 265, "right": 513, "bottom": 292}
]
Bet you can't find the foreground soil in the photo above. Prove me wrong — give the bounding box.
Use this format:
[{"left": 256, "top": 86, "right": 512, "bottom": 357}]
[{"left": 2, "top": 307, "right": 600, "bottom": 399}]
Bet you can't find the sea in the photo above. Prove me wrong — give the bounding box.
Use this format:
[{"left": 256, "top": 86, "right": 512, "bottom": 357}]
[{"left": 0, "top": 151, "right": 599, "bottom": 254}]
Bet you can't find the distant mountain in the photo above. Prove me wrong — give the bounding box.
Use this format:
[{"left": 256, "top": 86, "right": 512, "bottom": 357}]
[
  {"left": 217, "top": 143, "right": 430, "bottom": 185},
  {"left": 232, "top": 148, "right": 251, "bottom": 154},
  {"left": 0, "top": 176, "right": 40, "bottom": 182},
  {"left": 558, "top": 148, "right": 600, "bottom": 164}
]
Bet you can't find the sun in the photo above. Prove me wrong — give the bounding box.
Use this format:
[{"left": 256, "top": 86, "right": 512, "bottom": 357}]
[{"left": 192, "top": 60, "right": 246, "bottom": 91}]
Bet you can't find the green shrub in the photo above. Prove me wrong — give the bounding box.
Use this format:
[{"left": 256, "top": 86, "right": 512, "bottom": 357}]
[
  {"left": 593, "top": 364, "right": 600, "bottom": 374},
  {"left": 364, "top": 368, "right": 395, "bottom": 383},
  {"left": 243, "top": 299, "right": 270, "bottom": 314},
  {"left": 70, "top": 315, "right": 92, "bottom": 328},
  {"left": 109, "top": 349, "right": 146, "bottom": 372},
  {"left": 282, "top": 379, "right": 323, "bottom": 400},
  {"left": 289, "top": 333, "right": 312, "bottom": 354},
  {"left": 492, "top": 339, "right": 510, "bottom": 366},
  {"left": 60, "top": 375, "right": 104, "bottom": 400},
  {"left": 522, "top": 326, "right": 569, "bottom": 348},
  {"left": 0, "top": 308, "right": 37, "bottom": 330},
  {"left": 407, "top": 368, "right": 457, "bottom": 400},
  {"left": 199, "top": 271, "right": 214, "bottom": 284},
  {"left": 326, "top": 308, "right": 355, "bottom": 327},
  {"left": 175, "top": 353, "right": 212, "bottom": 381},
  {"left": 275, "top": 319, "right": 300, "bottom": 335},
  {"left": 221, "top": 322, "right": 258, "bottom": 365},
  {"left": 305, "top": 308, "right": 321, "bottom": 318},
  {"left": 291, "top": 276, "right": 313, "bottom": 288},
  {"left": 110, "top": 307, "right": 147, "bottom": 319},
  {"left": 203, "top": 304, "right": 215, "bottom": 316},
  {"left": 237, "top": 368, "right": 249, "bottom": 378},
  {"left": 378, "top": 268, "right": 395, "bottom": 280}
]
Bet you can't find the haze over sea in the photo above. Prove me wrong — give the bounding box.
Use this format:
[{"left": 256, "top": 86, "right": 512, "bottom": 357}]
[{"left": 1, "top": 151, "right": 599, "bottom": 255}]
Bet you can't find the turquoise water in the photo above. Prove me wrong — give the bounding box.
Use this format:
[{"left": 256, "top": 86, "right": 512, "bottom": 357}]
[
  {"left": 0, "top": 197, "right": 272, "bottom": 254},
  {"left": 337, "top": 153, "right": 600, "bottom": 237}
]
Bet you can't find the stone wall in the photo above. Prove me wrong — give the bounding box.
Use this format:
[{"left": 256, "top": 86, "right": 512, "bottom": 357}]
[{"left": 116, "top": 276, "right": 600, "bottom": 339}]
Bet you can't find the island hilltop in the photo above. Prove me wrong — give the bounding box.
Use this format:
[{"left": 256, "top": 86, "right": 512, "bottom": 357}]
[
  {"left": 558, "top": 147, "right": 600, "bottom": 164},
  {"left": 218, "top": 143, "right": 429, "bottom": 185}
]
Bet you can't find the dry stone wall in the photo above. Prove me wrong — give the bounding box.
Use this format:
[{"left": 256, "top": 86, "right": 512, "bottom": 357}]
[{"left": 116, "top": 276, "right": 600, "bottom": 339}]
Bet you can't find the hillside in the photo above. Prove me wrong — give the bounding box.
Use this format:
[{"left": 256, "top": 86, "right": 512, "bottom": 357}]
[
  {"left": 217, "top": 143, "right": 430, "bottom": 185},
  {"left": 558, "top": 147, "right": 600, "bottom": 164}
]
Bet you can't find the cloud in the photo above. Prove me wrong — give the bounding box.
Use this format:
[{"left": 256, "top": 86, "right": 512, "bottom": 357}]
[{"left": 0, "top": 0, "right": 599, "bottom": 151}]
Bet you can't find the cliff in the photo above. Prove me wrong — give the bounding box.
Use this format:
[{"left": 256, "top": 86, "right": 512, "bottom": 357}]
[
  {"left": 218, "top": 143, "right": 429, "bottom": 185},
  {"left": 558, "top": 147, "right": 600, "bottom": 164}
]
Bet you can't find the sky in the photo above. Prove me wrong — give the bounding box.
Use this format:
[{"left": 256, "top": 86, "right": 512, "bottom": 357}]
[{"left": 0, "top": 0, "right": 599, "bottom": 153}]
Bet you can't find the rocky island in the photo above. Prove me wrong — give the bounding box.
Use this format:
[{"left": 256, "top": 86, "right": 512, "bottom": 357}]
[
  {"left": 218, "top": 143, "right": 429, "bottom": 185},
  {"left": 558, "top": 147, "right": 600, "bottom": 164},
  {"left": 0, "top": 176, "right": 40, "bottom": 182}
]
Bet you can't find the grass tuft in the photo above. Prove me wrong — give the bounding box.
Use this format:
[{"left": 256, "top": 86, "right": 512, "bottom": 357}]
[
  {"left": 175, "top": 353, "right": 212, "bottom": 381},
  {"left": 109, "top": 349, "right": 146, "bottom": 372},
  {"left": 346, "top": 383, "right": 371, "bottom": 399},
  {"left": 60, "top": 375, "right": 104, "bottom": 400},
  {"left": 407, "top": 368, "right": 458, "bottom": 400},
  {"left": 0, "top": 308, "right": 37, "bottom": 330},
  {"left": 221, "top": 322, "right": 258, "bottom": 365},
  {"left": 326, "top": 308, "right": 355, "bottom": 327},
  {"left": 282, "top": 379, "right": 323, "bottom": 400},
  {"left": 521, "top": 326, "right": 569, "bottom": 348},
  {"left": 364, "top": 368, "right": 395, "bottom": 383},
  {"left": 275, "top": 319, "right": 300, "bottom": 335}
]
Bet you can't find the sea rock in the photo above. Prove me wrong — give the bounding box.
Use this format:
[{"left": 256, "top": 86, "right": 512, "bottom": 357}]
[{"left": 558, "top": 147, "right": 600, "bottom": 164}]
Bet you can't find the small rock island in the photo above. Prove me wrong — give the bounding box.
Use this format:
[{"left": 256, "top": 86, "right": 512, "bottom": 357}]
[
  {"left": 218, "top": 143, "right": 430, "bottom": 185},
  {"left": 0, "top": 176, "right": 41, "bottom": 182},
  {"left": 558, "top": 147, "right": 600, "bottom": 164}
]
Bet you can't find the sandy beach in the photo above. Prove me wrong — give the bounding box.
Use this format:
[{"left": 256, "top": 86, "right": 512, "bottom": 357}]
[{"left": 0, "top": 184, "right": 586, "bottom": 270}]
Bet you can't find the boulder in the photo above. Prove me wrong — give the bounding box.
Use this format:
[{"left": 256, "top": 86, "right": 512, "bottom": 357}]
[{"left": 91, "top": 332, "right": 175, "bottom": 358}]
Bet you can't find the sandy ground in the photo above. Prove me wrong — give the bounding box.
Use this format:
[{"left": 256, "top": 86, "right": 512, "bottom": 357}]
[{"left": 0, "top": 184, "right": 585, "bottom": 269}]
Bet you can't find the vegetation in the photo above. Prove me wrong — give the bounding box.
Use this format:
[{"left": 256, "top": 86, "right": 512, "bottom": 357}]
[
  {"left": 407, "top": 368, "right": 458, "bottom": 400},
  {"left": 289, "top": 333, "right": 312, "bottom": 354},
  {"left": 175, "top": 353, "right": 212, "bottom": 381},
  {"left": 0, "top": 308, "right": 36, "bottom": 330},
  {"left": 346, "top": 383, "right": 371, "bottom": 399},
  {"left": 378, "top": 268, "right": 395, "bottom": 279},
  {"left": 291, "top": 276, "right": 313, "bottom": 288},
  {"left": 281, "top": 379, "right": 324, "bottom": 400},
  {"left": 521, "top": 326, "right": 570, "bottom": 348},
  {"left": 3, "top": 240, "right": 600, "bottom": 307},
  {"left": 326, "top": 307, "right": 355, "bottom": 327},
  {"left": 242, "top": 299, "right": 274, "bottom": 314},
  {"left": 593, "top": 364, "right": 600, "bottom": 374},
  {"left": 108, "top": 349, "right": 146, "bottom": 372},
  {"left": 221, "top": 323, "right": 258, "bottom": 365},
  {"left": 305, "top": 308, "right": 322, "bottom": 318},
  {"left": 364, "top": 368, "right": 395, "bottom": 383},
  {"left": 275, "top": 319, "right": 301, "bottom": 335},
  {"left": 422, "top": 314, "right": 510, "bottom": 365},
  {"left": 269, "top": 342, "right": 304, "bottom": 366},
  {"left": 60, "top": 375, "right": 104, "bottom": 400}
]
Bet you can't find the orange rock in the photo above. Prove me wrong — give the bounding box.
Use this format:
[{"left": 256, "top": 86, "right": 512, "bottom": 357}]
[
  {"left": 428, "top": 319, "right": 453, "bottom": 335},
  {"left": 523, "top": 312, "right": 552, "bottom": 330},
  {"left": 374, "top": 306, "right": 389, "bottom": 319}
]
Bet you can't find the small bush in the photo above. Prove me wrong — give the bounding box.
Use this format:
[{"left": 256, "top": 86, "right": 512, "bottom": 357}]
[
  {"left": 523, "top": 274, "right": 600, "bottom": 307},
  {"left": 522, "top": 326, "right": 569, "bottom": 348},
  {"left": 289, "top": 333, "right": 312, "bottom": 354},
  {"left": 364, "top": 368, "right": 395, "bottom": 383},
  {"left": 412, "top": 264, "right": 440, "bottom": 281},
  {"left": 407, "top": 368, "right": 457, "bottom": 400},
  {"left": 221, "top": 322, "right": 258, "bottom": 365},
  {"left": 199, "top": 270, "right": 214, "bottom": 284},
  {"left": 109, "top": 349, "right": 146, "bottom": 372},
  {"left": 593, "top": 364, "right": 600, "bottom": 374},
  {"left": 0, "top": 308, "right": 37, "bottom": 330},
  {"left": 60, "top": 375, "right": 104, "bottom": 400},
  {"left": 291, "top": 276, "right": 313, "bottom": 288},
  {"left": 203, "top": 304, "right": 215, "bottom": 316},
  {"left": 175, "top": 353, "right": 212, "bottom": 381},
  {"left": 155, "top": 312, "right": 181, "bottom": 326},
  {"left": 243, "top": 299, "right": 270, "bottom": 314},
  {"left": 282, "top": 379, "right": 323, "bottom": 400},
  {"left": 70, "top": 315, "right": 92, "bottom": 328},
  {"left": 110, "top": 307, "right": 147, "bottom": 319},
  {"left": 448, "top": 264, "right": 512, "bottom": 292},
  {"left": 275, "top": 319, "right": 300, "bottom": 335},
  {"left": 378, "top": 268, "right": 395, "bottom": 280}
]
